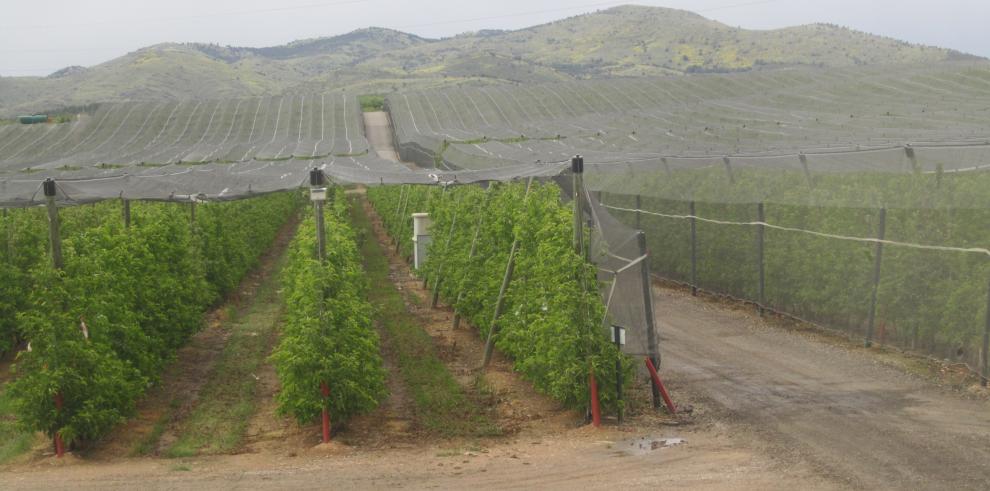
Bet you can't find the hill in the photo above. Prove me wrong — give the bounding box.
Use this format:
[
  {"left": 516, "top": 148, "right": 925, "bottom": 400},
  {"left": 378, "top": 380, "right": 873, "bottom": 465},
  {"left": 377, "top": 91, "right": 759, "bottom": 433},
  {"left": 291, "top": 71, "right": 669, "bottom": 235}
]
[{"left": 0, "top": 5, "right": 979, "bottom": 115}]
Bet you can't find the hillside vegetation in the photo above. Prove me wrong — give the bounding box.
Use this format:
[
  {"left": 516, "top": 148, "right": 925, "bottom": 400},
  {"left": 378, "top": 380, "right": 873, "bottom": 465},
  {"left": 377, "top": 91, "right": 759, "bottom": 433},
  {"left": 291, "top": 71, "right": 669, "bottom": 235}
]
[{"left": 1, "top": 5, "right": 976, "bottom": 116}]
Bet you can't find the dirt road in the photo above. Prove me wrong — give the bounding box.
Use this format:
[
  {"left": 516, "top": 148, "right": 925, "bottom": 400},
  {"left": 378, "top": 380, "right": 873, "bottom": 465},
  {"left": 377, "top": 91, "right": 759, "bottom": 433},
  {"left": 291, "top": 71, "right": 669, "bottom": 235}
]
[
  {"left": 657, "top": 286, "right": 990, "bottom": 490},
  {"left": 363, "top": 112, "right": 404, "bottom": 163}
]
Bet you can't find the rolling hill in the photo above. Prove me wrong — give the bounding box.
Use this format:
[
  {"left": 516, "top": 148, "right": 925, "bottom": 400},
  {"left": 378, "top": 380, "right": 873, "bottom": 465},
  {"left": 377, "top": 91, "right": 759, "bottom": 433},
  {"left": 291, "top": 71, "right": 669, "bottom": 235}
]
[{"left": 0, "top": 4, "right": 980, "bottom": 116}]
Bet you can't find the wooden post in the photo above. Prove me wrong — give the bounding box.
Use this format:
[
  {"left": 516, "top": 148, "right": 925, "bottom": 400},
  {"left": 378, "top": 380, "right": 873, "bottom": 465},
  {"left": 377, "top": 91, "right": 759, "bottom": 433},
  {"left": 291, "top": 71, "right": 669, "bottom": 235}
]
[
  {"left": 635, "top": 194, "right": 642, "bottom": 230},
  {"left": 310, "top": 169, "right": 327, "bottom": 263},
  {"left": 481, "top": 178, "right": 534, "bottom": 368},
  {"left": 572, "top": 156, "right": 584, "bottom": 256},
  {"left": 614, "top": 325, "right": 624, "bottom": 424},
  {"left": 4, "top": 208, "right": 13, "bottom": 263},
  {"left": 424, "top": 186, "right": 447, "bottom": 289},
  {"left": 982, "top": 279, "right": 990, "bottom": 387},
  {"left": 689, "top": 201, "right": 698, "bottom": 296},
  {"left": 799, "top": 153, "right": 814, "bottom": 188},
  {"left": 431, "top": 193, "right": 461, "bottom": 308},
  {"left": 638, "top": 231, "right": 661, "bottom": 408},
  {"left": 122, "top": 199, "right": 131, "bottom": 229},
  {"left": 393, "top": 185, "right": 407, "bottom": 228},
  {"left": 43, "top": 179, "right": 63, "bottom": 270},
  {"left": 482, "top": 240, "right": 518, "bottom": 368},
  {"left": 396, "top": 187, "right": 411, "bottom": 254},
  {"left": 865, "top": 207, "right": 886, "bottom": 348},
  {"left": 42, "top": 179, "right": 65, "bottom": 457},
  {"left": 757, "top": 202, "right": 766, "bottom": 316}
]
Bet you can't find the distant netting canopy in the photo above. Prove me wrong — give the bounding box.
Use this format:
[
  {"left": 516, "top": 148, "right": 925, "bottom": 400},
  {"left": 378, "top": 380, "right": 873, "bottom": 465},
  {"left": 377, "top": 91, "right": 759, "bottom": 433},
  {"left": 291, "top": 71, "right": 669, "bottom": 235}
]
[{"left": 0, "top": 93, "right": 566, "bottom": 207}]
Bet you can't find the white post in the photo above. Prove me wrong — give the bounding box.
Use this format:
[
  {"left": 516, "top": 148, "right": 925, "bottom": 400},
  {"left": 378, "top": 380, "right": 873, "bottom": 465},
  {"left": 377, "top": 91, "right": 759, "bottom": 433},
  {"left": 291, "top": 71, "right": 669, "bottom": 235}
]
[{"left": 412, "top": 212, "right": 432, "bottom": 269}]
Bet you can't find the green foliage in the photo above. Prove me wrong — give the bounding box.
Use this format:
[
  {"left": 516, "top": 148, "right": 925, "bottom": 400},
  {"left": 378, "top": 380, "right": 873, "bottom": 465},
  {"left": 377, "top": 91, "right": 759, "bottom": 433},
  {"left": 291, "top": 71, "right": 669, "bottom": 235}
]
[
  {"left": 270, "top": 189, "right": 386, "bottom": 425},
  {"left": 3, "top": 193, "right": 300, "bottom": 446},
  {"left": 358, "top": 94, "right": 386, "bottom": 112},
  {"left": 368, "top": 183, "right": 630, "bottom": 413}
]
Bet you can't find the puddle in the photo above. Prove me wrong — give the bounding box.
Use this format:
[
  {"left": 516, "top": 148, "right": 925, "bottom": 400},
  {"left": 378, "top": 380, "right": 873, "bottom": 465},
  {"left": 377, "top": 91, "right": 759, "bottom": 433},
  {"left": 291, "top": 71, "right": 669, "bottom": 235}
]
[{"left": 614, "top": 435, "right": 686, "bottom": 456}]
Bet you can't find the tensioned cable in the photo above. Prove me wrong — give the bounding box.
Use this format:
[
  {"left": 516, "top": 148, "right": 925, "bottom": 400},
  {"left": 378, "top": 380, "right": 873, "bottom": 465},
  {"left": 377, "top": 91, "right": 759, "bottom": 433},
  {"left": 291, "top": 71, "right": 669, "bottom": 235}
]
[
  {"left": 580, "top": 140, "right": 990, "bottom": 165},
  {"left": 600, "top": 203, "right": 990, "bottom": 257}
]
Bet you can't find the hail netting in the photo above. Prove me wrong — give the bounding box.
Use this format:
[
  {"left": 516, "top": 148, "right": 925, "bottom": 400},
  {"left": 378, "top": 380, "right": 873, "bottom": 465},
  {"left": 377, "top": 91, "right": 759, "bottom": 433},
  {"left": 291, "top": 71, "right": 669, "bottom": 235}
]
[
  {"left": 0, "top": 93, "right": 569, "bottom": 207},
  {"left": 581, "top": 146, "right": 990, "bottom": 380},
  {"left": 377, "top": 61, "right": 990, "bottom": 379}
]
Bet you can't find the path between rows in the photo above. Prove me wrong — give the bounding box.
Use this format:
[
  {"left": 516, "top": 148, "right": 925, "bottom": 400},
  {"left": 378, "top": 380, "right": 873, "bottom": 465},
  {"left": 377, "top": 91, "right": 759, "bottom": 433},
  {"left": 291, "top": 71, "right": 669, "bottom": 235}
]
[{"left": 657, "top": 285, "right": 990, "bottom": 490}]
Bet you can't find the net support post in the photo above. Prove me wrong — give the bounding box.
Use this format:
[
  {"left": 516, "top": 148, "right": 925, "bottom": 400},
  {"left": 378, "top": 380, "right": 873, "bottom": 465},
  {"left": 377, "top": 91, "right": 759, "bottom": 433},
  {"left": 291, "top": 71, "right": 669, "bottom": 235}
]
[
  {"left": 4, "top": 208, "right": 14, "bottom": 264},
  {"left": 635, "top": 194, "right": 642, "bottom": 230},
  {"left": 43, "top": 179, "right": 63, "bottom": 271},
  {"left": 42, "top": 178, "right": 65, "bottom": 457},
  {"left": 799, "top": 153, "right": 814, "bottom": 188},
  {"left": 757, "top": 202, "right": 766, "bottom": 316},
  {"left": 122, "top": 199, "right": 131, "bottom": 229},
  {"left": 396, "top": 187, "right": 411, "bottom": 254},
  {"left": 865, "top": 207, "right": 886, "bottom": 348},
  {"left": 637, "top": 231, "right": 661, "bottom": 408},
  {"left": 310, "top": 168, "right": 327, "bottom": 263},
  {"left": 572, "top": 155, "right": 584, "bottom": 256},
  {"left": 982, "top": 279, "right": 990, "bottom": 387},
  {"left": 689, "top": 201, "right": 698, "bottom": 296},
  {"left": 423, "top": 187, "right": 446, "bottom": 288},
  {"left": 613, "top": 324, "right": 624, "bottom": 424}
]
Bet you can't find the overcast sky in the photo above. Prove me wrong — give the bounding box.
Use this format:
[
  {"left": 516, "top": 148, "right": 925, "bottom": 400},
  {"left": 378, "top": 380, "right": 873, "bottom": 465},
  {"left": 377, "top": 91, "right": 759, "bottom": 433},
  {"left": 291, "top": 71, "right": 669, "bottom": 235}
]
[{"left": 1, "top": 0, "right": 987, "bottom": 77}]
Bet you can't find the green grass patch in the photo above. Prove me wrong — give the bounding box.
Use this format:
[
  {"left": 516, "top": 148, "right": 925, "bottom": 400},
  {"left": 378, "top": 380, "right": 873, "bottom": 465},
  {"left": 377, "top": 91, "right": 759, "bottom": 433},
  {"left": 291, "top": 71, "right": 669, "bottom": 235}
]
[
  {"left": 334, "top": 149, "right": 370, "bottom": 158},
  {"left": 294, "top": 154, "right": 329, "bottom": 160},
  {"left": 0, "top": 385, "right": 36, "bottom": 464},
  {"left": 129, "top": 397, "right": 180, "bottom": 456},
  {"left": 358, "top": 94, "right": 386, "bottom": 112},
  {"left": 349, "top": 195, "right": 499, "bottom": 438},
  {"left": 163, "top": 243, "right": 291, "bottom": 457}
]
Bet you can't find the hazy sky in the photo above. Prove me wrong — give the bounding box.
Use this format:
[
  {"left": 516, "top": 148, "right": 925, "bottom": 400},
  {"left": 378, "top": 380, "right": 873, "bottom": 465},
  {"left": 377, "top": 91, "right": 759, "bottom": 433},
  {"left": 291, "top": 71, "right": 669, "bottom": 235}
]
[{"left": 1, "top": 0, "right": 987, "bottom": 77}]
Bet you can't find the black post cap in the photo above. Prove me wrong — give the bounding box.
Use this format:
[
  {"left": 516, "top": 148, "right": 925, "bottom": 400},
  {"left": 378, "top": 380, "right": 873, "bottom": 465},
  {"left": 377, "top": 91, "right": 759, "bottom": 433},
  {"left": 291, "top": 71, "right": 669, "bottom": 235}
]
[
  {"left": 309, "top": 168, "right": 325, "bottom": 186},
  {"left": 43, "top": 178, "right": 57, "bottom": 197},
  {"left": 571, "top": 155, "right": 584, "bottom": 174}
]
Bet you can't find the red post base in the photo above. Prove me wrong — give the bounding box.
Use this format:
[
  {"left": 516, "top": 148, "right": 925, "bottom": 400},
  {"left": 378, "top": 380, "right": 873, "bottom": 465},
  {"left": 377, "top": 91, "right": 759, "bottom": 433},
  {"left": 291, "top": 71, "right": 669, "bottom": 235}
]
[
  {"left": 54, "top": 392, "right": 65, "bottom": 458},
  {"left": 644, "top": 358, "right": 677, "bottom": 415},
  {"left": 320, "top": 382, "right": 331, "bottom": 444},
  {"left": 589, "top": 369, "right": 601, "bottom": 428}
]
